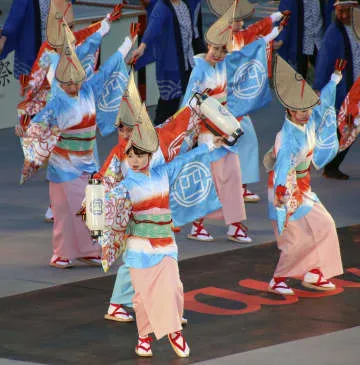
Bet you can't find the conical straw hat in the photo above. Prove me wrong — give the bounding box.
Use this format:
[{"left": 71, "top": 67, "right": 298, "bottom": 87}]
[
  {"left": 273, "top": 55, "right": 319, "bottom": 111},
  {"left": 351, "top": 7, "right": 360, "bottom": 41},
  {"left": 53, "top": 0, "right": 74, "bottom": 27},
  {"left": 115, "top": 70, "right": 143, "bottom": 127},
  {"left": 127, "top": 103, "right": 159, "bottom": 153},
  {"left": 205, "top": 2, "right": 234, "bottom": 46},
  {"left": 47, "top": 0, "right": 66, "bottom": 48},
  {"left": 207, "top": 0, "right": 254, "bottom": 19},
  {"left": 55, "top": 24, "right": 86, "bottom": 84},
  {"left": 61, "top": 20, "right": 75, "bottom": 46}
]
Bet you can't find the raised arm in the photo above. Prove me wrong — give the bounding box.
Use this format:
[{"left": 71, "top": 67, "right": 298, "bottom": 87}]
[
  {"left": 180, "top": 66, "right": 207, "bottom": 107},
  {"left": 86, "top": 36, "right": 133, "bottom": 94},
  {"left": 86, "top": 35, "right": 135, "bottom": 136},
  {"left": 312, "top": 72, "right": 342, "bottom": 169},
  {"left": 235, "top": 12, "right": 283, "bottom": 47},
  {"left": 75, "top": 18, "right": 111, "bottom": 77}
]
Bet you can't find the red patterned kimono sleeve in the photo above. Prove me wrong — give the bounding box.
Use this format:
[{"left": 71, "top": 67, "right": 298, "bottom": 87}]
[
  {"left": 157, "top": 106, "right": 198, "bottom": 162},
  {"left": 233, "top": 17, "right": 273, "bottom": 48}
]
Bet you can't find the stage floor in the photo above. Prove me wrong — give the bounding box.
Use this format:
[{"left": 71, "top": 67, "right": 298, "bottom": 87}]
[{"left": 0, "top": 225, "right": 359, "bottom": 365}]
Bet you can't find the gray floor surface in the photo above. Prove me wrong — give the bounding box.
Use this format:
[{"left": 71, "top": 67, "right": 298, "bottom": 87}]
[{"left": 193, "top": 326, "right": 360, "bottom": 365}]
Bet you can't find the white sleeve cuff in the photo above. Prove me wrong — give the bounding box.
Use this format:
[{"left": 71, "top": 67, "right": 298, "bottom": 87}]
[
  {"left": 262, "top": 27, "right": 280, "bottom": 43},
  {"left": 331, "top": 73, "right": 342, "bottom": 85},
  {"left": 270, "top": 11, "right": 283, "bottom": 23},
  {"left": 118, "top": 37, "right": 133, "bottom": 58},
  {"left": 98, "top": 19, "right": 111, "bottom": 37}
]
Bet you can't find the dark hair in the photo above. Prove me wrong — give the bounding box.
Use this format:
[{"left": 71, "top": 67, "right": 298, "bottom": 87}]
[{"left": 126, "top": 145, "right": 151, "bottom": 156}]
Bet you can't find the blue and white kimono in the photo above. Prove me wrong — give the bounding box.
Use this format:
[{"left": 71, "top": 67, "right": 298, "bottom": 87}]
[
  {"left": 182, "top": 39, "right": 272, "bottom": 184},
  {"left": 101, "top": 143, "right": 226, "bottom": 307},
  {"left": 268, "top": 77, "right": 339, "bottom": 234},
  {"left": 21, "top": 42, "right": 130, "bottom": 184}
]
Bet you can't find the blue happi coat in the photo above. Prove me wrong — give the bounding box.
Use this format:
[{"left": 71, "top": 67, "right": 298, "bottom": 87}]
[{"left": 314, "top": 20, "right": 355, "bottom": 110}]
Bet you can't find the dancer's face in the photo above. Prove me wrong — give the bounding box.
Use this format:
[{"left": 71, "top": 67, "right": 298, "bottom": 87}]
[
  {"left": 205, "top": 45, "right": 227, "bottom": 66},
  {"left": 126, "top": 148, "right": 151, "bottom": 172},
  {"left": 61, "top": 81, "right": 82, "bottom": 97},
  {"left": 117, "top": 123, "right": 133, "bottom": 140},
  {"left": 232, "top": 19, "right": 244, "bottom": 32},
  {"left": 335, "top": 5, "right": 355, "bottom": 25},
  {"left": 288, "top": 109, "right": 313, "bottom": 126}
]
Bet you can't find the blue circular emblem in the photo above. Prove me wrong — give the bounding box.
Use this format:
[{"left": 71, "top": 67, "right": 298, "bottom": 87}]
[
  {"left": 173, "top": 162, "right": 212, "bottom": 207},
  {"left": 233, "top": 60, "right": 266, "bottom": 99}
]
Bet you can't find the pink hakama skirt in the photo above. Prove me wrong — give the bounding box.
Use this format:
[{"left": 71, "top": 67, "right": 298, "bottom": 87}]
[
  {"left": 207, "top": 152, "right": 246, "bottom": 224},
  {"left": 129, "top": 256, "right": 183, "bottom": 340},
  {"left": 49, "top": 174, "right": 100, "bottom": 259},
  {"left": 273, "top": 203, "right": 343, "bottom": 279}
]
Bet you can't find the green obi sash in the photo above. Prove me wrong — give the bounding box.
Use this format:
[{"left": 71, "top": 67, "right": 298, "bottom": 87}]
[
  {"left": 296, "top": 160, "right": 311, "bottom": 178},
  {"left": 129, "top": 213, "right": 173, "bottom": 239},
  {"left": 57, "top": 130, "right": 96, "bottom": 152}
]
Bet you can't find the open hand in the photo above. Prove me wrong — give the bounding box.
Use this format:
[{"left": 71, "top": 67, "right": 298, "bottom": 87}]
[{"left": 128, "top": 43, "right": 146, "bottom": 65}]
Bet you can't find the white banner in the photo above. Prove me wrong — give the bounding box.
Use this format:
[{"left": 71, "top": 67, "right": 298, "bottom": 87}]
[{"left": 0, "top": 52, "right": 21, "bottom": 129}]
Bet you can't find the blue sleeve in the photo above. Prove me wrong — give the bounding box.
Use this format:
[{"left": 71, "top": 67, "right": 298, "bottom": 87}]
[
  {"left": 76, "top": 32, "right": 102, "bottom": 58},
  {"left": 1, "top": 0, "right": 29, "bottom": 42},
  {"left": 311, "top": 80, "right": 339, "bottom": 169},
  {"left": 163, "top": 144, "right": 228, "bottom": 184},
  {"left": 181, "top": 66, "right": 205, "bottom": 107},
  {"left": 86, "top": 50, "right": 129, "bottom": 136},
  {"left": 76, "top": 32, "right": 102, "bottom": 78},
  {"left": 86, "top": 50, "right": 126, "bottom": 99},
  {"left": 274, "top": 146, "right": 293, "bottom": 192},
  {"left": 141, "top": 2, "right": 169, "bottom": 48},
  {"left": 313, "top": 26, "right": 342, "bottom": 91},
  {"left": 162, "top": 144, "right": 209, "bottom": 183}
]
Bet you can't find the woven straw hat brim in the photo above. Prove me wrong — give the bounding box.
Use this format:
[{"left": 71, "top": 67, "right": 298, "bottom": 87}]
[
  {"left": 128, "top": 103, "right": 159, "bottom": 153},
  {"left": 273, "top": 55, "right": 319, "bottom": 111},
  {"left": 47, "top": 1, "right": 65, "bottom": 48},
  {"left": 205, "top": 2, "right": 234, "bottom": 46},
  {"left": 53, "top": 0, "right": 74, "bottom": 26},
  {"left": 115, "top": 71, "right": 143, "bottom": 127},
  {"left": 207, "top": 0, "right": 254, "bottom": 19},
  {"left": 55, "top": 26, "right": 85, "bottom": 84}
]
